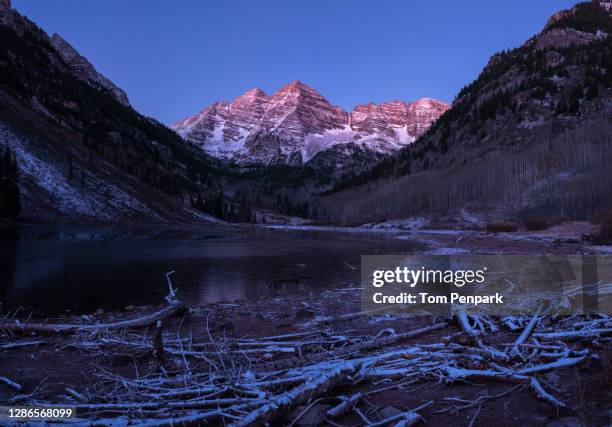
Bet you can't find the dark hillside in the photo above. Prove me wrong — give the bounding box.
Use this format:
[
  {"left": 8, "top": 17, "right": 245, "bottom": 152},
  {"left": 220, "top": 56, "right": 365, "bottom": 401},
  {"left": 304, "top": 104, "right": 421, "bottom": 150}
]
[{"left": 323, "top": 1, "right": 612, "bottom": 224}]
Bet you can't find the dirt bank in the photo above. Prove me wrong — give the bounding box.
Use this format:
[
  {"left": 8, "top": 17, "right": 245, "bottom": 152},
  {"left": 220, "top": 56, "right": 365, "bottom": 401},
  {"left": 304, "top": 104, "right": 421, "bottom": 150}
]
[{"left": 1, "top": 284, "right": 610, "bottom": 426}]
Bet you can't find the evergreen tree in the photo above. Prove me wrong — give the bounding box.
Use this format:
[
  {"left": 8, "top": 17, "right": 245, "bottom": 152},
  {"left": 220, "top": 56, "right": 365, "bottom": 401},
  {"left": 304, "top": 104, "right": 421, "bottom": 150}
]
[
  {"left": 0, "top": 145, "right": 20, "bottom": 218},
  {"left": 67, "top": 151, "right": 74, "bottom": 180}
]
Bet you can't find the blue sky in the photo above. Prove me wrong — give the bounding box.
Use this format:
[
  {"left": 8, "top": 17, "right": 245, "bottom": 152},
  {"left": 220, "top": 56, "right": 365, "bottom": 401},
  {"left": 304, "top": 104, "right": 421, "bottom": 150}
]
[{"left": 14, "top": 0, "right": 578, "bottom": 124}]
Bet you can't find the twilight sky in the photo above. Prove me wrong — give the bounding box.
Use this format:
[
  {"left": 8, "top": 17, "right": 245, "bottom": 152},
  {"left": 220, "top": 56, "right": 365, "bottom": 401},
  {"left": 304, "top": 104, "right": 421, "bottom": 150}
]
[{"left": 13, "top": 0, "right": 577, "bottom": 124}]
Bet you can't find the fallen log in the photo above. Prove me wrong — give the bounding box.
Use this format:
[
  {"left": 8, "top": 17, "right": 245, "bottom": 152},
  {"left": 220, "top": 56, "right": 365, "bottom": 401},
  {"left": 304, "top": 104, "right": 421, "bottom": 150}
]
[
  {"left": 250, "top": 322, "right": 447, "bottom": 372},
  {"left": 513, "top": 303, "right": 543, "bottom": 349},
  {"left": 515, "top": 356, "right": 587, "bottom": 375},
  {"left": 65, "top": 387, "right": 86, "bottom": 402},
  {"left": 333, "top": 322, "right": 448, "bottom": 357},
  {"left": 368, "top": 404, "right": 430, "bottom": 427},
  {"left": 46, "top": 397, "right": 262, "bottom": 412},
  {"left": 391, "top": 412, "right": 423, "bottom": 427},
  {"left": 0, "top": 339, "right": 47, "bottom": 350},
  {"left": 532, "top": 328, "right": 612, "bottom": 341},
  {"left": 0, "top": 302, "right": 185, "bottom": 334},
  {"left": 443, "top": 367, "right": 529, "bottom": 382},
  {"left": 0, "top": 375, "right": 22, "bottom": 392},
  {"left": 326, "top": 392, "right": 362, "bottom": 419},
  {"left": 127, "top": 406, "right": 248, "bottom": 427},
  {"left": 456, "top": 309, "right": 478, "bottom": 336},
  {"left": 529, "top": 377, "right": 565, "bottom": 409},
  {"left": 311, "top": 306, "right": 390, "bottom": 325},
  {"left": 230, "top": 361, "right": 361, "bottom": 427}
]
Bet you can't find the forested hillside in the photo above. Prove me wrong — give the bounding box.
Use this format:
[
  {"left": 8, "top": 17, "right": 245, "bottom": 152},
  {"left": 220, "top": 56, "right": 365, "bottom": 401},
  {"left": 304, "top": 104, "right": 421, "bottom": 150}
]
[
  {"left": 322, "top": 1, "right": 612, "bottom": 224},
  {"left": 0, "top": 2, "right": 223, "bottom": 222}
]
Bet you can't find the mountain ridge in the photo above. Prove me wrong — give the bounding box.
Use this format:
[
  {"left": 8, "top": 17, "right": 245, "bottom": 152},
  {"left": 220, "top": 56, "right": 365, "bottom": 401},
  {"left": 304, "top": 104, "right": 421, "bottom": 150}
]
[
  {"left": 322, "top": 0, "right": 612, "bottom": 223},
  {"left": 0, "top": 1, "right": 220, "bottom": 222},
  {"left": 172, "top": 81, "right": 449, "bottom": 165}
]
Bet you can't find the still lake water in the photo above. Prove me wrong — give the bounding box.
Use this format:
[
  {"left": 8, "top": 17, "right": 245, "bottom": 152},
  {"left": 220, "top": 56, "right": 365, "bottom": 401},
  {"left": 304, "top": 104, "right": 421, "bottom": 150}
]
[{"left": 0, "top": 225, "right": 425, "bottom": 315}]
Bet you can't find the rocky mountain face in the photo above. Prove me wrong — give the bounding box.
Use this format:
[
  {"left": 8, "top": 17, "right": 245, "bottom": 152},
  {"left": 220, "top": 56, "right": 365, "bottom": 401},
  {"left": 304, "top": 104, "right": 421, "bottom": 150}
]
[
  {"left": 0, "top": 2, "right": 218, "bottom": 222},
  {"left": 406, "top": 0, "right": 612, "bottom": 171},
  {"left": 50, "top": 34, "right": 130, "bottom": 106},
  {"left": 1, "top": 1, "right": 129, "bottom": 107},
  {"left": 323, "top": 1, "right": 612, "bottom": 224},
  {"left": 173, "top": 81, "right": 448, "bottom": 165}
]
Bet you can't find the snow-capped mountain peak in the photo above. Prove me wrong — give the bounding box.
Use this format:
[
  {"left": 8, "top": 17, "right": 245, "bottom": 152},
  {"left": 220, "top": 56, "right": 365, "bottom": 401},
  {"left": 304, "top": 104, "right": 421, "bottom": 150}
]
[{"left": 173, "top": 82, "right": 449, "bottom": 165}]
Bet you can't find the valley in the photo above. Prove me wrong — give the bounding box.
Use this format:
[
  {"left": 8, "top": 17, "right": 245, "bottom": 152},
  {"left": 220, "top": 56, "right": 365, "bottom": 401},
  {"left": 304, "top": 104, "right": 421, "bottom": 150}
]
[{"left": 0, "top": 2, "right": 611, "bottom": 426}]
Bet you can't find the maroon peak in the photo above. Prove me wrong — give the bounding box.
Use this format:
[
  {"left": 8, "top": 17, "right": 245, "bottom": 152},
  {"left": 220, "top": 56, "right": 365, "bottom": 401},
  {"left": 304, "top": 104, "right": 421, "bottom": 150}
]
[
  {"left": 241, "top": 87, "right": 267, "bottom": 98},
  {"left": 275, "top": 80, "right": 319, "bottom": 95},
  {"left": 173, "top": 82, "right": 448, "bottom": 164}
]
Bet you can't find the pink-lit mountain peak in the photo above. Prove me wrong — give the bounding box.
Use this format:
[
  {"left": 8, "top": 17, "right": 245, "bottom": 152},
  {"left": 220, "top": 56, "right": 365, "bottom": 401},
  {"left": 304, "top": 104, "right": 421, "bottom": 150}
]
[
  {"left": 238, "top": 87, "right": 267, "bottom": 99},
  {"left": 173, "top": 82, "right": 449, "bottom": 164}
]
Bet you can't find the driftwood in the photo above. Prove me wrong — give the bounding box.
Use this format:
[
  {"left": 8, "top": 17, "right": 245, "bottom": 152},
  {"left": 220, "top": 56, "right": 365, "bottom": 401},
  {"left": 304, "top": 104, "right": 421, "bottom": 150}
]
[
  {"left": 529, "top": 377, "right": 565, "bottom": 408},
  {"left": 390, "top": 412, "right": 423, "bottom": 427},
  {"left": 333, "top": 322, "right": 448, "bottom": 358},
  {"left": 231, "top": 361, "right": 361, "bottom": 427},
  {"left": 513, "top": 303, "right": 543, "bottom": 349},
  {"left": 64, "top": 387, "right": 86, "bottom": 402},
  {"left": 0, "top": 302, "right": 185, "bottom": 334},
  {"left": 1, "top": 295, "right": 607, "bottom": 426},
  {"left": 0, "top": 339, "right": 47, "bottom": 350},
  {"left": 455, "top": 309, "right": 478, "bottom": 336},
  {"left": 367, "top": 403, "right": 431, "bottom": 427},
  {"left": 327, "top": 392, "right": 363, "bottom": 418},
  {"left": 533, "top": 328, "right": 612, "bottom": 341},
  {"left": 0, "top": 375, "right": 22, "bottom": 392}
]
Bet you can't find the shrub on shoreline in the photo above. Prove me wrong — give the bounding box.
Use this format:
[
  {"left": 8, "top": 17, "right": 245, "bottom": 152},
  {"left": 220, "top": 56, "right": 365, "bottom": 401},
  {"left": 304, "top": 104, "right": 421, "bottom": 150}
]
[
  {"left": 522, "top": 216, "right": 549, "bottom": 231},
  {"left": 592, "top": 210, "right": 612, "bottom": 244},
  {"left": 486, "top": 221, "right": 518, "bottom": 233}
]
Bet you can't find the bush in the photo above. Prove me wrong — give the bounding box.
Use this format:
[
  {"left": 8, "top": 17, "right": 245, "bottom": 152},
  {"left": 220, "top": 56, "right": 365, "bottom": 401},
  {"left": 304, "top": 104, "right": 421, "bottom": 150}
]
[
  {"left": 486, "top": 221, "right": 518, "bottom": 233},
  {"left": 522, "top": 217, "right": 549, "bottom": 231},
  {"left": 547, "top": 215, "right": 569, "bottom": 227},
  {"left": 593, "top": 210, "right": 612, "bottom": 244}
]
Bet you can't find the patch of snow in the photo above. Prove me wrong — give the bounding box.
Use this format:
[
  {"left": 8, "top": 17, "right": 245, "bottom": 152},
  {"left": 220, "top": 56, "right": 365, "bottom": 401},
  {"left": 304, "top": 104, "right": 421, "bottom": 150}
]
[
  {"left": 588, "top": 245, "right": 612, "bottom": 254},
  {"left": 519, "top": 116, "right": 546, "bottom": 129},
  {"left": 392, "top": 125, "right": 416, "bottom": 146},
  {"left": 424, "top": 247, "right": 470, "bottom": 255},
  {"left": 415, "top": 229, "right": 465, "bottom": 235},
  {"left": 1, "top": 123, "right": 160, "bottom": 220},
  {"left": 363, "top": 217, "right": 428, "bottom": 230}
]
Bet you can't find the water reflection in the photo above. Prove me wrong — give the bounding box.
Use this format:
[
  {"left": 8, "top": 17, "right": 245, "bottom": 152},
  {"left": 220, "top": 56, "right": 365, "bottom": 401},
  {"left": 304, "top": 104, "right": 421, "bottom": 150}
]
[{"left": 0, "top": 226, "right": 423, "bottom": 315}]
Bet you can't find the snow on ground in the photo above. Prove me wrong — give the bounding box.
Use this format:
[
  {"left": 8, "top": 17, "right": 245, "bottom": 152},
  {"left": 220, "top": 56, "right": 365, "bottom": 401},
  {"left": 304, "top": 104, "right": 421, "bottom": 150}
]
[
  {"left": 2, "top": 124, "right": 103, "bottom": 218},
  {"left": 413, "top": 229, "right": 465, "bottom": 235},
  {"left": 393, "top": 125, "right": 416, "bottom": 146},
  {"left": 183, "top": 120, "right": 419, "bottom": 164},
  {"left": 363, "top": 217, "right": 428, "bottom": 230},
  {"left": 0, "top": 123, "right": 169, "bottom": 221},
  {"left": 302, "top": 125, "right": 356, "bottom": 162},
  {"left": 424, "top": 247, "right": 470, "bottom": 255},
  {"left": 587, "top": 245, "right": 612, "bottom": 254}
]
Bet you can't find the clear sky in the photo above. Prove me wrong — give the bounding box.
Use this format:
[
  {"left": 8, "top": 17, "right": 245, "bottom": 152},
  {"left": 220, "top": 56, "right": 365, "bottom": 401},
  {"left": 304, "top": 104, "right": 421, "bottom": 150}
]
[{"left": 13, "top": 0, "right": 578, "bottom": 124}]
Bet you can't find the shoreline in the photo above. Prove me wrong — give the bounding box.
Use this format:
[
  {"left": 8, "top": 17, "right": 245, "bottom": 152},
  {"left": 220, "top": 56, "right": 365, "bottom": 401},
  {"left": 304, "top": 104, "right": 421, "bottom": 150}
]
[{"left": 1, "top": 286, "right": 610, "bottom": 426}]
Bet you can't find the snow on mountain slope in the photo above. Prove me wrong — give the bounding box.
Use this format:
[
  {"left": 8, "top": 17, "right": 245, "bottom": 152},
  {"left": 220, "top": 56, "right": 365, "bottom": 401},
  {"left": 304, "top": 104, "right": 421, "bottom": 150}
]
[
  {"left": 0, "top": 0, "right": 219, "bottom": 223},
  {"left": 173, "top": 81, "right": 449, "bottom": 165}
]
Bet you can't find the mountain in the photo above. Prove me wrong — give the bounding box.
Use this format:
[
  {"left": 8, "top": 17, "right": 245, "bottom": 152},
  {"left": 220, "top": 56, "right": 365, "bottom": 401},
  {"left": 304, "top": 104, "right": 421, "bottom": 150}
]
[
  {"left": 0, "top": 0, "right": 219, "bottom": 222},
  {"left": 49, "top": 34, "right": 130, "bottom": 107},
  {"left": 172, "top": 81, "right": 449, "bottom": 165},
  {"left": 323, "top": 1, "right": 612, "bottom": 224}
]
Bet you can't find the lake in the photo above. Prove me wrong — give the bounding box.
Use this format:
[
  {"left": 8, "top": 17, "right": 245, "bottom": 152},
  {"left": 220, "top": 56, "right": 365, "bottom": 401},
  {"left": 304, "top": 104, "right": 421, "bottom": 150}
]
[{"left": 0, "top": 225, "right": 425, "bottom": 315}]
